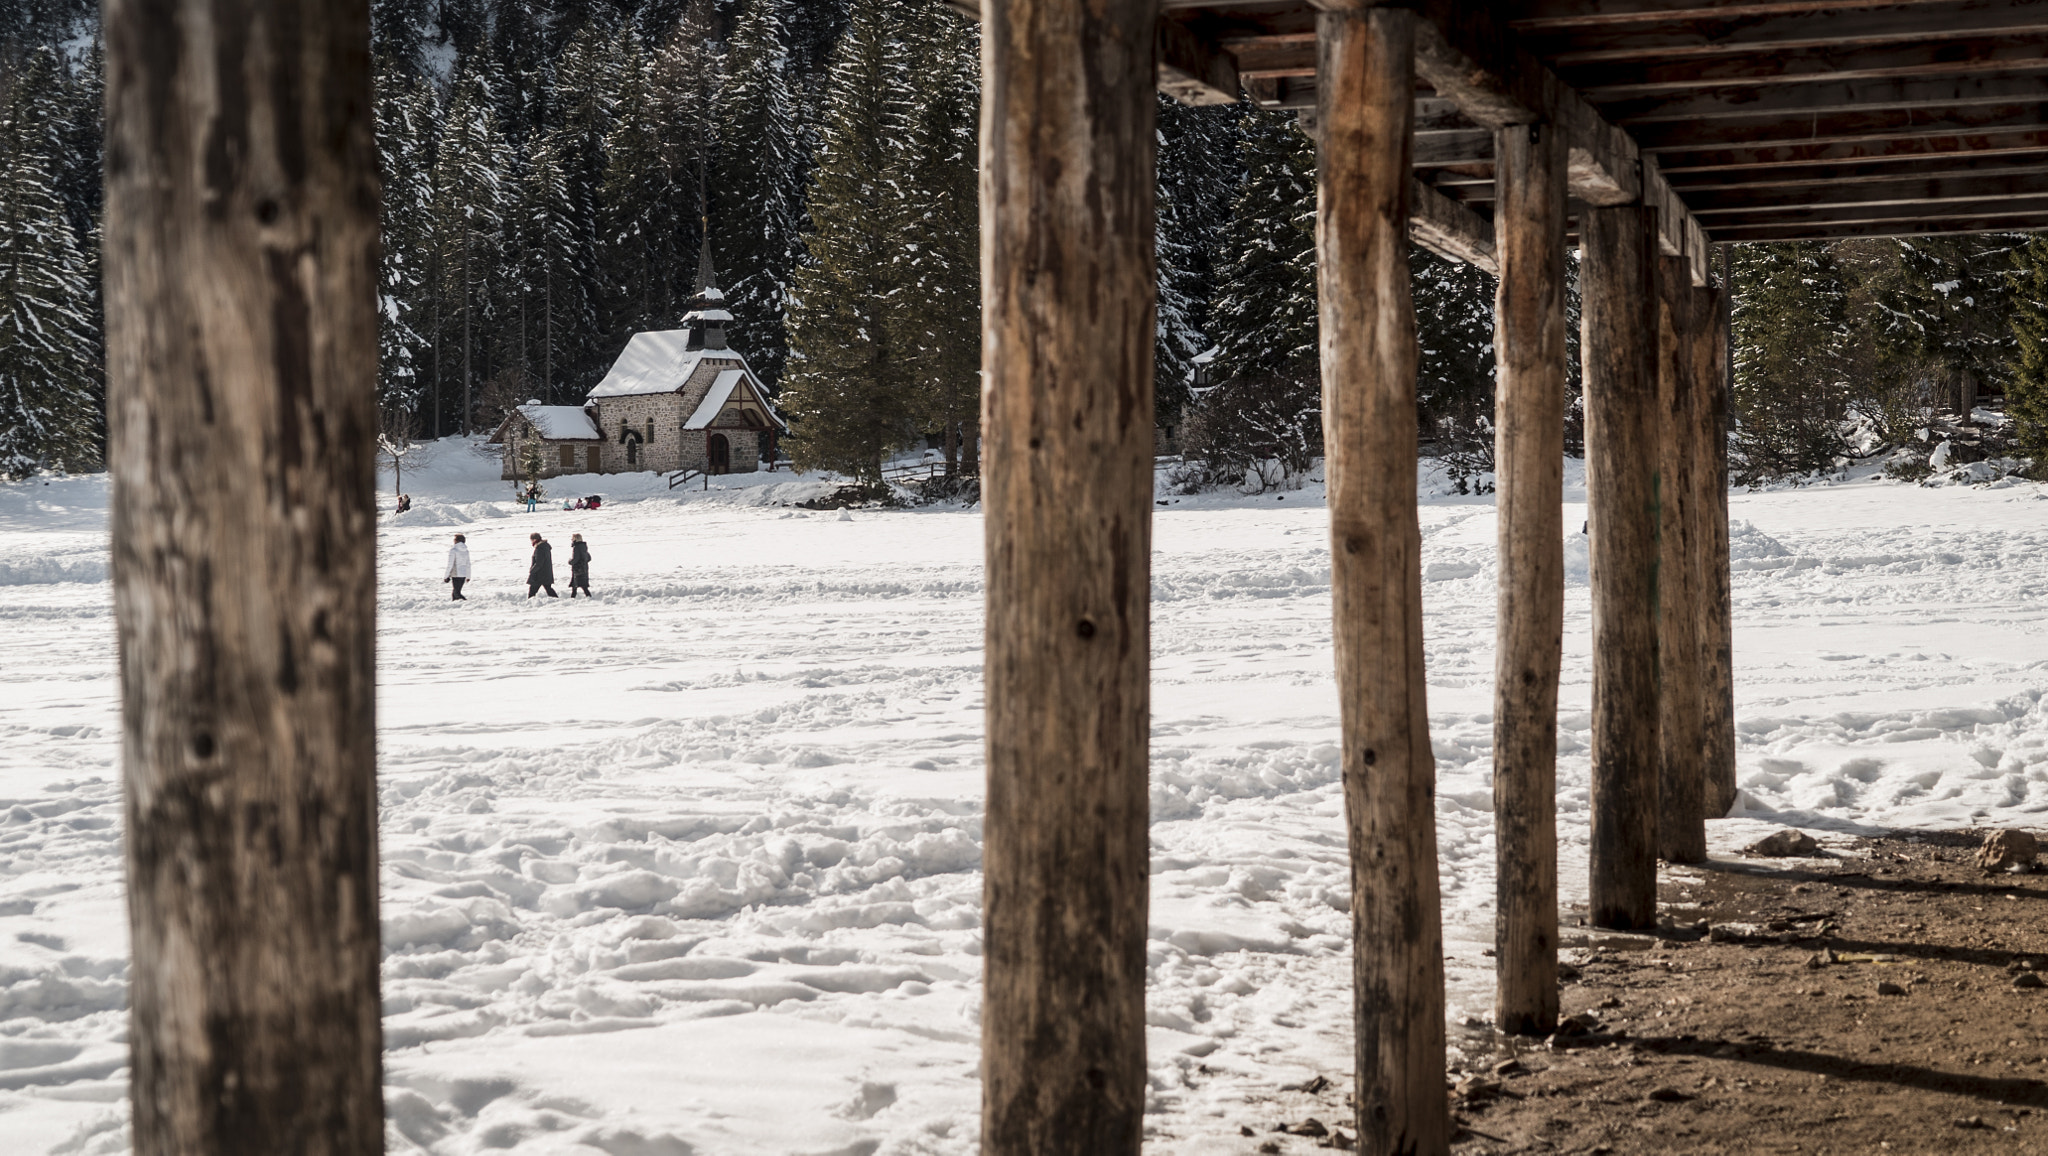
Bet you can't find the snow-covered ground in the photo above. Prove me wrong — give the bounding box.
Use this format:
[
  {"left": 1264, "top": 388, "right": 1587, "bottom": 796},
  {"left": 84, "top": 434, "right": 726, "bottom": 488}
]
[{"left": 3, "top": 439, "right": 2046, "bottom": 1155}]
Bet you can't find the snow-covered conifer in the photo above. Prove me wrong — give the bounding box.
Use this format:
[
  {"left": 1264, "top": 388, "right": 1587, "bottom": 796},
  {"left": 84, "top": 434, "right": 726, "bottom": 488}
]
[
  {"left": 712, "top": 0, "right": 806, "bottom": 389},
  {"left": 1208, "top": 108, "right": 1317, "bottom": 385},
  {"left": 1730, "top": 242, "right": 1853, "bottom": 481},
  {"left": 2008, "top": 233, "right": 2048, "bottom": 474},
  {"left": 376, "top": 64, "right": 436, "bottom": 415},
  {"left": 890, "top": 0, "right": 979, "bottom": 475},
  {"left": 0, "top": 46, "right": 98, "bottom": 476},
  {"left": 1155, "top": 97, "right": 1240, "bottom": 425},
  {"left": 779, "top": 0, "right": 918, "bottom": 487},
  {"left": 429, "top": 60, "right": 511, "bottom": 436}
]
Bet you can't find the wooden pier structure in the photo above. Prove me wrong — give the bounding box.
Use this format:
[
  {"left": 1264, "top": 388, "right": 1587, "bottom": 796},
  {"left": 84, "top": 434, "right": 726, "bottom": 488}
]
[{"left": 100, "top": 1, "right": 2048, "bottom": 1153}]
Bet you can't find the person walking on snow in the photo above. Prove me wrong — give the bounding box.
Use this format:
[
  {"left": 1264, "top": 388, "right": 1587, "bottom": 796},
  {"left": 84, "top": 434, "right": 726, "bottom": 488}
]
[
  {"left": 568, "top": 533, "right": 593, "bottom": 598},
  {"left": 527, "top": 533, "right": 557, "bottom": 598},
  {"left": 444, "top": 533, "right": 471, "bottom": 600}
]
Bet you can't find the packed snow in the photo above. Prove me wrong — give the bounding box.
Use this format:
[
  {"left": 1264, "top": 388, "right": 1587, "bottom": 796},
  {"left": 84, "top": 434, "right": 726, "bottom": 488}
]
[{"left": 2, "top": 439, "right": 2046, "bottom": 1155}]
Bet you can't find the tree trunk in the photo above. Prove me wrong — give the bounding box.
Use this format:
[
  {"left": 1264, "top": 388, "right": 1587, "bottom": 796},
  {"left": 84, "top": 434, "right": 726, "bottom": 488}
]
[
  {"left": 1581, "top": 205, "right": 1661, "bottom": 931},
  {"left": 1490, "top": 121, "right": 1566, "bottom": 1038},
  {"left": 1703, "top": 246, "right": 1738, "bottom": 815},
  {"left": 463, "top": 244, "right": 473, "bottom": 438},
  {"left": 979, "top": 0, "right": 1157, "bottom": 1149},
  {"left": 1316, "top": 10, "right": 1447, "bottom": 1151},
  {"left": 1656, "top": 255, "right": 1708, "bottom": 865},
  {"left": 103, "top": 2, "right": 385, "bottom": 1153}
]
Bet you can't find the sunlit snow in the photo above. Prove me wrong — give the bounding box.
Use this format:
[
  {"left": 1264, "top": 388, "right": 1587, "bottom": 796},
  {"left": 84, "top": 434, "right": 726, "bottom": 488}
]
[{"left": 3, "top": 440, "right": 2046, "bottom": 1154}]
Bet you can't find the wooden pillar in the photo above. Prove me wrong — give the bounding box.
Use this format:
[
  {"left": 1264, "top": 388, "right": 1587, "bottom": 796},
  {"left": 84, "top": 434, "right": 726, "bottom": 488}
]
[
  {"left": 1580, "top": 206, "right": 1661, "bottom": 931},
  {"left": 103, "top": 1, "right": 385, "bottom": 1152},
  {"left": 1316, "top": 10, "right": 1447, "bottom": 1151},
  {"left": 979, "top": 0, "right": 1157, "bottom": 1150},
  {"left": 1656, "top": 257, "right": 1708, "bottom": 865},
  {"left": 1702, "top": 247, "right": 1738, "bottom": 815},
  {"left": 1490, "top": 122, "right": 1566, "bottom": 1037}
]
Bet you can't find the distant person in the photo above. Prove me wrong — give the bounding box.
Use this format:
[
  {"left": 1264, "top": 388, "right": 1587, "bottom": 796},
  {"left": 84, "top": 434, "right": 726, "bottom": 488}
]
[
  {"left": 586, "top": 495, "right": 602, "bottom": 510},
  {"left": 523, "top": 482, "right": 540, "bottom": 513},
  {"left": 568, "top": 533, "right": 593, "bottom": 598},
  {"left": 396, "top": 493, "right": 412, "bottom": 514},
  {"left": 444, "top": 533, "right": 471, "bottom": 601},
  {"left": 527, "top": 532, "right": 557, "bottom": 598}
]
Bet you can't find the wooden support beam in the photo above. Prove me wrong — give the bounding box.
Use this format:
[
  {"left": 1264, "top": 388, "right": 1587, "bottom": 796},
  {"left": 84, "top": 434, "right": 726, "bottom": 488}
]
[
  {"left": 1491, "top": 120, "right": 1567, "bottom": 1039},
  {"left": 1666, "top": 154, "right": 2048, "bottom": 192},
  {"left": 1653, "top": 130, "right": 2048, "bottom": 177},
  {"left": 1601, "top": 71, "right": 2048, "bottom": 127},
  {"left": 1571, "top": 33, "right": 2048, "bottom": 101},
  {"left": 103, "top": 0, "right": 386, "bottom": 1150},
  {"left": 1701, "top": 194, "right": 2048, "bottom": 233},
  {"left": 1411, "top": 178, "right": 1499, "bottom": 274},
  {"left": 1580, "top": 204, "right": 1661, "bottom": 932},
  {"left": 1392, "top": 1, "right": 1714, "bottom": 283},
  {"left": 1315, "top": 9, "right": 1448, "bottom": 1151},
  {"left": 980, "top": 0, "right": 1157, "bottom": 1149},
  {"left": 1703, "top": 248, "right": 1737, "bottom": 817},
  {"left": 1159, "top": 16, "right": 1243, "bottom": 105},
  {"left": 1708, "top": 211, "right": 2048, "bottom": 240},
  {"left": 1536, "top": 1, "right": 2048, "bottom": 66},
  {"left": 1687, "top": 171, "right": 2048, "bottom": 214},
  {"left": 1635, "top": 102, "right": 2048, "bottom": 153},
  {"left": 1414, "top": 128, "right": 1496, "bottom": 166},
  {"left": 1655, "top": 254, "right": 1710, "bottom": 866},
  {"left": 1506, "top": 0, "right": 1959, "bottom": 32}
]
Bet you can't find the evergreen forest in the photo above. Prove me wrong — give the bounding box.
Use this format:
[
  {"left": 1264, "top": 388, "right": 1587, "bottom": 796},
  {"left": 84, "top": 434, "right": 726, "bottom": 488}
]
[{"left": 1, "top": 0, "right": 2046, "bottom": 484}]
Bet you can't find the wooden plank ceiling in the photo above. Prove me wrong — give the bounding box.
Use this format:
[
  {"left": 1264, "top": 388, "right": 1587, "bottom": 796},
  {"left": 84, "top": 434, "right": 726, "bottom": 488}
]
[{"left": 1159, "top": 0, "right": 2048, "bottom": 256}]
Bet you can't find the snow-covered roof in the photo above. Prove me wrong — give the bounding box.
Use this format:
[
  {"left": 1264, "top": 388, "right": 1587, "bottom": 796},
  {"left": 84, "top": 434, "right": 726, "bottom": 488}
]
[
  {"left": 684, "top": 369, "right": 790, "bottom": 432},
  {"left": 685, "top": 371, "right": 749, "bottom": 430},
  {"left": 587, "top": 330, "right": 729, "bottom": 399},
  {"left": 681, "top": 307, "right": 734, "bottom": 324},
  {"left": 514, "top": 403, "right": 601, "bottom": 441}
]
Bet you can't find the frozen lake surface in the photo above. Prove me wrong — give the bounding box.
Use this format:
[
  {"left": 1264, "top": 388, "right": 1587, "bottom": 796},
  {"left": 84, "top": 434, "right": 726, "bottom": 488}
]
[{"left": 3, "top": 441, "right": 2046, "bottom": 1154}]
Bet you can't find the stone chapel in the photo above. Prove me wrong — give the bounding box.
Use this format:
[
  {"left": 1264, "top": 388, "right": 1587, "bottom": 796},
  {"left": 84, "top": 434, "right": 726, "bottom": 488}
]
[{"left": 493, "top": 244, "right": 787, "bottom": 482}]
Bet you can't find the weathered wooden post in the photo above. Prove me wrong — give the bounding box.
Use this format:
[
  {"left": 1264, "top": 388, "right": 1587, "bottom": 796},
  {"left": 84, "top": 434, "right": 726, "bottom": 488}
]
[
  {"left": 1581, "top": 205, "right": 1661, "bottom": 930},
  {"left": 1317, "top": 8, "right": 1447, "bottom": 1150},
  {"left": 1703, "top": 247, "right": 1738, "bottom": 816},
  {"left": 103, "top": 1, "right": 385, "bottom": 1151},
  {"left": 979, "top": 0, "right": 1157, "bottom": 1150},
  {"left": 1490, "top": 122, "right": 1566, "bottom": 1036},
  {"left": 1656, "top": 256, "right": 1707, "bottom": 865}
]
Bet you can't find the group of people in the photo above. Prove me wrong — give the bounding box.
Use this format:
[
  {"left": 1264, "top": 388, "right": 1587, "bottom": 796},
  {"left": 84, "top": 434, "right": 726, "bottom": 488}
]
[
  {"left": 517, "top": 484, "right": 604, "bottom": 515},
  {"left": 443, "top": 532, "right": 595, "bottom": 600}
]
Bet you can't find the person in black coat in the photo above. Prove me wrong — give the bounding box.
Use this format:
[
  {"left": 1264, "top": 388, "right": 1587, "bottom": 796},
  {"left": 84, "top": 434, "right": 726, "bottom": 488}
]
[
  {"left": 568, "top": 533, "right": 593, "bottom": 598},
  {"left": 527, "top": 533, "right": 557, "bottom": 598}
]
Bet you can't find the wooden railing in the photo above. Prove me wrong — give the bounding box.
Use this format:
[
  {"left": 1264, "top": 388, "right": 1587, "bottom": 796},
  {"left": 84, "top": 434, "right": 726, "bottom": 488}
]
[{"left": 667, "top": 468, "right": 705, "bottom": 490}]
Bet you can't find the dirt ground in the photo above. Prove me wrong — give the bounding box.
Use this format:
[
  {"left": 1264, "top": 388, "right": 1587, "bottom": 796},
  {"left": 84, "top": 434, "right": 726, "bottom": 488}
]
[{"left": 1245, "top": 830, "right": 2048, "bottom": 1155}]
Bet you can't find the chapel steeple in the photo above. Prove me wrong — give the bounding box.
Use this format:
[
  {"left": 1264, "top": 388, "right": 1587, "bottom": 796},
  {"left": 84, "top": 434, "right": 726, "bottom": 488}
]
[{"left": 681, "top": 230, "right": 732, "bottom": 352}]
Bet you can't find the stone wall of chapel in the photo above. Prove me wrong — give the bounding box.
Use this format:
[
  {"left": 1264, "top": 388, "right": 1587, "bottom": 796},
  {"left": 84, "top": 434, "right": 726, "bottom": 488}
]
[{"left": 591, "top": 393, "right": 694, "bottom": 475}]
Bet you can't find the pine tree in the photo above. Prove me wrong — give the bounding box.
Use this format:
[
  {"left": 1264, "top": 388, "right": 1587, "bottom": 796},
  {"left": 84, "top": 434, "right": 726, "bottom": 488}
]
[
  {"left": 600, "top": 27, "right": 692, "bottom": 341},
  {"left": 1730, "top": 242, "right": 1853, "bottom": 482},
  {"left": 779, "top": 0, "right": 917, "bottom": 487},
  {"left": 518, "top": 131, "right": 599, "bottom": 403},
  {"left": 1868, "top": 233, "right": 2021, "bottom": 417},
  {"left": 1208, "top": 107, "right": 1317, "bottom": 385},
  {"left": 428, "top": 60, "right": 511, "bottom": 436},
  {"left": 546, "top": 20, "right": 630, "bottom": 388},
  {"left": 1154, "top": 96, "right": 1239, "bottom": 426},
  {"left": 1411, "top": 246, "right": 1497, "bottom": 439},
  {"left": 376, "top": 63, "right": 436, "bottom": 416},
  {"left": 891, "top": 0, "right": 979, "bottom": 476},
  {"left": 0, "top": 46, "right": 97, "bottom": 476},
  {"left": 2007, "top": 232, "right": 2048, "bottom": 474},
  {"left": 712, "top": 0, "right": 805, "bottom": 388}
]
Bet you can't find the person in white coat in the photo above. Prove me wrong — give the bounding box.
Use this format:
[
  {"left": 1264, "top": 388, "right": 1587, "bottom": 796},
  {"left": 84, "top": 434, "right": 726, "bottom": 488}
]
[{"left": 444, "top": 534, "right": 472, "bottom": 601}]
